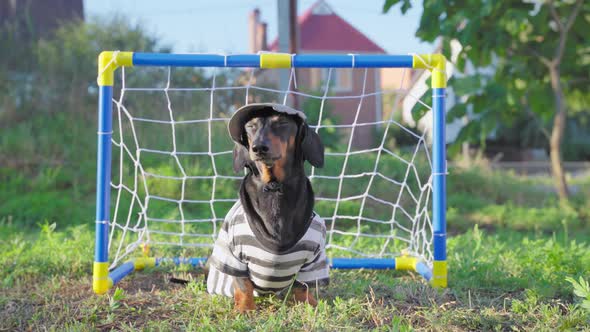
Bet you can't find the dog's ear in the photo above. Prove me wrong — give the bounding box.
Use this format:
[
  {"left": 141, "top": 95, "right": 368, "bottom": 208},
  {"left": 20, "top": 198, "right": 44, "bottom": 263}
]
[
  {"left": 301, "top": 124, "right": 324, "bottom": 168},
  {"left": 233, "top": 144, "right": 251, "bottom": 173}
]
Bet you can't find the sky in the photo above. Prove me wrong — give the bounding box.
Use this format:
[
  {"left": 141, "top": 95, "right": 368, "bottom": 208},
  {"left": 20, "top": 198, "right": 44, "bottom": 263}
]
[{"left": 83, "top": 0, "right": 433, "bottom": 55}]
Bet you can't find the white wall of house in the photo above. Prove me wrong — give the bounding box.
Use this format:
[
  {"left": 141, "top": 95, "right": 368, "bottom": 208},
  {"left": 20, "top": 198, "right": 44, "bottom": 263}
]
[
  {"left": 401, "top": 41, "right": 465, "bottom": 144},
  {"left": 402, "top": 40, "right": 499, "bottom": 145}
]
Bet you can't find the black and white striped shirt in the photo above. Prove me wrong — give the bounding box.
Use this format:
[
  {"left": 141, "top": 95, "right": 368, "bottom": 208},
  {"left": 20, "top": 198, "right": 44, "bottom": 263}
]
[{"left": 206, "top": 201, "right": 330, "bottom": 297}]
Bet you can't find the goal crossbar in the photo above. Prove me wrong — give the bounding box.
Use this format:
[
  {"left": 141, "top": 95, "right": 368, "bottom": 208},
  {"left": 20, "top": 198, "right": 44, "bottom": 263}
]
[{"left": 93, "top": 51, "right": 448, "bottom": 295}]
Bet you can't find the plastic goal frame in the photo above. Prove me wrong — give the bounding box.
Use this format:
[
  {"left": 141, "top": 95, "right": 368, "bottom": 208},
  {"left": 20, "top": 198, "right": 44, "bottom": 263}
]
[{"left": 93, "top": 51, "right": 448, "bottom": 294}]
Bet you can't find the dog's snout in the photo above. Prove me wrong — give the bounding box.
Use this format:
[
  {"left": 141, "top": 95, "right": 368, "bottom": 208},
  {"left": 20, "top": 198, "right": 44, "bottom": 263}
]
[{"left": 252, "top": 143, "right": 269, "bottom": 155}]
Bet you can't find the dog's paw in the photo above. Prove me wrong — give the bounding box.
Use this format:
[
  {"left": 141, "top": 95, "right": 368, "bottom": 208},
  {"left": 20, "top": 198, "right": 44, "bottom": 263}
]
[
  {"left": 233, "top": 278, "right": 256, "bottom": 313},
  {"left": 293, "top": 288, "right": 318, "bottom": 307},
  {"left": 235, "top": 300, "right": 256, "bottom": 313},
  {"left": 234, "top": 292, "right": 256, "bottom": 313}
]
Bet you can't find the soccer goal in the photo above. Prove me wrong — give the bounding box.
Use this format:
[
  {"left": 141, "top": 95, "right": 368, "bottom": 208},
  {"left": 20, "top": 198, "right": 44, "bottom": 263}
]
[{"left": 93, "top": 51, "right": 448, "bottom": 295}]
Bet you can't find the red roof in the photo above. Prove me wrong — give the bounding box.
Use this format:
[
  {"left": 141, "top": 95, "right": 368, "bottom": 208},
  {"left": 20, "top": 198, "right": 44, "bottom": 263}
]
[{"left": 269, "top": 1, "right": 385, "bottom": 53}]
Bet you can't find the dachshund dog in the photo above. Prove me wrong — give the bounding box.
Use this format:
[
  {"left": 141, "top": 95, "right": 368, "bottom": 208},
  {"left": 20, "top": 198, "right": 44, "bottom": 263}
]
[{"left": 206, "top": 103, "right": 328, "bottom": 312}]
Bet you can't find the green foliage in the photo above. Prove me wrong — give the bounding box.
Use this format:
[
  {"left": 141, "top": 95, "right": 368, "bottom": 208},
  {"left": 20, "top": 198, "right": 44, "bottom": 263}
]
[
  {"left": 448, "top": 166, "right": 553, "bottom": 207},
  {"left": 444, "top": 165, "right": 590, "bottom": 234},
  {"left": 0, "top": 18, "right": 173, "bottom": 225},
  {"left": 566, "top": 276, "right": 590, "bottom": 314},
  {"left": 1, "top": 17, "right": 169, "bottom": 120},
  {"left": 383, "top": 0, "right": 590, "bottom": 161},
  {"left": 300, "top": 90, "right": 342, "bottom": 150},
  {"left": 108, "top": 288, "right": 126, "bottom": 312},
  {"left": 0, "top": 18, "right": 247, "bottom": 225}
]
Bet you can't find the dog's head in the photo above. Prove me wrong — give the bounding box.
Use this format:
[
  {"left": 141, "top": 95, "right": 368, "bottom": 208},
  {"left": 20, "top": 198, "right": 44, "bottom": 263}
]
[{"left": 230, "top": 105, "right": 324, "bottom": 183}]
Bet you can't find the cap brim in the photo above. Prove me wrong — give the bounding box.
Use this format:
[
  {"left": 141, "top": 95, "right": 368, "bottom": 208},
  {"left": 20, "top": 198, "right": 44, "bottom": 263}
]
[{"left": 228, "top": 103, "right": 307, "bottom": 145}]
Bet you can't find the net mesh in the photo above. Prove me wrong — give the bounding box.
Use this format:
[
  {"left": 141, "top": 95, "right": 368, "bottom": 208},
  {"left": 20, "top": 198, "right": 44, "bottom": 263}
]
[{"left": 106, "top": 57, "right": 434, "bottom": 269}]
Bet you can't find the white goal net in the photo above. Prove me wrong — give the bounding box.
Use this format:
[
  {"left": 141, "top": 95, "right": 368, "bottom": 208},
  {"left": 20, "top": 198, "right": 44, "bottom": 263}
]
[{"left": 106, "top": 61, "right": 434, "bottom": 269}]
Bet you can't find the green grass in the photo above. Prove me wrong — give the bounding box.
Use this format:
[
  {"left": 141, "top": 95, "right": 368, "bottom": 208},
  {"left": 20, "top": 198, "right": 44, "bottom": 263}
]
[
  {"left": 3, "top": 171, "right": 589, "bottom": 330},
  {"left": 2, "top": 166, "right": 590, "bottom": 330},
  {"left": 1, "top": 223, "right": 589, "bottom": 331}
]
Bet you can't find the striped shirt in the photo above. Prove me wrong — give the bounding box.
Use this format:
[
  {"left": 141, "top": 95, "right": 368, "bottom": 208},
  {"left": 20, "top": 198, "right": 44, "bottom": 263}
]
[{"left": 206, "top": 201, "right": 330, "bottom": 297}]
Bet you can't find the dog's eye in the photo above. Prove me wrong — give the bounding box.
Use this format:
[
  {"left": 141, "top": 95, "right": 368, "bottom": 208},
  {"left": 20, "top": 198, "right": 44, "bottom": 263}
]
[{"left": 245, "top": 123, "right": 257, "bottom": 130}]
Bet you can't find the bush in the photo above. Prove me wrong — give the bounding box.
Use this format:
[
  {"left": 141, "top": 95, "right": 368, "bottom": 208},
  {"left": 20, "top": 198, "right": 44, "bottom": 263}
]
[
  {"left": 0, "top": 18, "right": 245, "bottom": 225},
  {"left": 300, "top": 90, "right": 342, "bottom": 150}
]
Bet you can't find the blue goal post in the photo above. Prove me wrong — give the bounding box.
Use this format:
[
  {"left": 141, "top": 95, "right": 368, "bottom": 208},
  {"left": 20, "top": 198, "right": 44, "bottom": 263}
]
[{"left": 93, "top": 51, "right": 447, "bottom": 294}]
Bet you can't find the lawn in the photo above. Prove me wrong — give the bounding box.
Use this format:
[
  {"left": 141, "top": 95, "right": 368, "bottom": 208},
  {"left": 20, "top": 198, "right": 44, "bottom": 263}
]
[{"left": 1, "top": 165, "right": 589, "bottom": 331}]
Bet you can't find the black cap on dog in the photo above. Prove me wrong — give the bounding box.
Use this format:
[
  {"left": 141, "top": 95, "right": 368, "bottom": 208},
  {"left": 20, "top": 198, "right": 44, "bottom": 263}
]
[{"left": 228, "top": 103, "right": 307, "bottom": 147}]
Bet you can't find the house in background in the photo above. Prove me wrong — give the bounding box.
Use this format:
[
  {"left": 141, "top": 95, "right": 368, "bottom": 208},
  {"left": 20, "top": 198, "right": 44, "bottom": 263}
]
[{"left": 248, "top": 0, "right": 413, "bottom": 149}]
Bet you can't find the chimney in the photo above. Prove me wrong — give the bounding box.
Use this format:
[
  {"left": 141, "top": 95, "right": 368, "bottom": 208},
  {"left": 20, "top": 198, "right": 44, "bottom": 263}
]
[
  {"left": 249, "top": 8, "right": 260, "bottom": 53},
  {"left": 257, "top": 22, "right": 267, "bottom": 51}
]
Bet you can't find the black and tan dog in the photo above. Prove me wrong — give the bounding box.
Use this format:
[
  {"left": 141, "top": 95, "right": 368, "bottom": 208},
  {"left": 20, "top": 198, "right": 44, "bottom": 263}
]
[{"left": 206, "top": 103, "right": 329, "bottom": 312}]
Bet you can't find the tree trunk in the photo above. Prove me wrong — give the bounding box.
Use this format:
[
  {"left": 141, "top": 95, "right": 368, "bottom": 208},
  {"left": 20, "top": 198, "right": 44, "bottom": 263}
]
[{"left": 548, "top": 65, "right": 569, "bottom": 201}]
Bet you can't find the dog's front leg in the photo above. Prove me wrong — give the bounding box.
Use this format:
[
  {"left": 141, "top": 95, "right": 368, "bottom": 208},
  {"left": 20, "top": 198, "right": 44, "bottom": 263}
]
[
  {"left": 233, "top": 277, "right": 255, "bottom": 313},
  {"left": 293, "top": 286, "right": 318, "bottom": 307}
]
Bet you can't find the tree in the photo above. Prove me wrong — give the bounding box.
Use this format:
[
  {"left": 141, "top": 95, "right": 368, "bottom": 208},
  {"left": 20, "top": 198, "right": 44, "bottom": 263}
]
[{"left": 383, "top": 0, "right": 589, "bottom": 201}]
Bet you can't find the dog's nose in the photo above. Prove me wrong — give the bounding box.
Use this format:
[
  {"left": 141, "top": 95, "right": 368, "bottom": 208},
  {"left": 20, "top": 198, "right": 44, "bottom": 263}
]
[{"left": 252, "top": 143, "right": 269, "bottom": 155}]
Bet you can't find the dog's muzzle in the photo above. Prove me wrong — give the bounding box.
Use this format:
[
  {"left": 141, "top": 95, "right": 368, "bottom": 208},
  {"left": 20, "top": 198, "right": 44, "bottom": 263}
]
[{"left": 254, "top": 155, "right": 281, "bottom": 167}]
